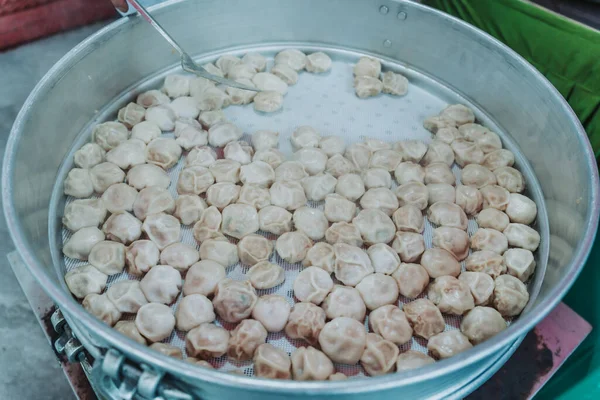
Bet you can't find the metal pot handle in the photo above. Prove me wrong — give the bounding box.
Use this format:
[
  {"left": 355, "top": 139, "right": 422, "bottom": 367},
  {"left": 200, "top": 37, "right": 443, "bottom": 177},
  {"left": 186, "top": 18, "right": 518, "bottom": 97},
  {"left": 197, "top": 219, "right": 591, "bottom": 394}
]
[{"left": 51, "top": 309, "right": 196, "bottom": 400}]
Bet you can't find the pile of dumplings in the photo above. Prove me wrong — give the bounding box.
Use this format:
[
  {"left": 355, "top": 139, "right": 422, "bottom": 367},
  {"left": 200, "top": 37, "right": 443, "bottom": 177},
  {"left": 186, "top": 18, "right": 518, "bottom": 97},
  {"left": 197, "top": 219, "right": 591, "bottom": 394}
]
[{"left": 60, "top": 50, "right": 540, "bottom": 380}]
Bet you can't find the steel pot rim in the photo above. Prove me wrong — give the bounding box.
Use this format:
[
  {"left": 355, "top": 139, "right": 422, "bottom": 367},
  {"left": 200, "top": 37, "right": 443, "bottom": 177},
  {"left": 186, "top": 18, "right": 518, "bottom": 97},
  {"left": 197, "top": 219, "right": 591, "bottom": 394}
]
[{"left": 3, "top": 0, "right": 599, "bottom": 394}]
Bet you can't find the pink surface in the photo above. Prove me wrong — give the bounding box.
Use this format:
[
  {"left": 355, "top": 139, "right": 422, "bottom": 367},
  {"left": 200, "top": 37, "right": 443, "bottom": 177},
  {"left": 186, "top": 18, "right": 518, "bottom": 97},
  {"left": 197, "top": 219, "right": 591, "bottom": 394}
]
[{"left": 529, "top": 302, "right": 592, "bottom": 398}]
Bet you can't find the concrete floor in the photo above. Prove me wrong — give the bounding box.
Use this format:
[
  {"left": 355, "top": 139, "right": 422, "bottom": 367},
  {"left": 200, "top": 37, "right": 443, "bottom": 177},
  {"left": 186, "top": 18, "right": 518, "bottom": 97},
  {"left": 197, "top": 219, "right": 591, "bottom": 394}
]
[{"left": 0, "top": 22, "right": 111, "bottom": 400}]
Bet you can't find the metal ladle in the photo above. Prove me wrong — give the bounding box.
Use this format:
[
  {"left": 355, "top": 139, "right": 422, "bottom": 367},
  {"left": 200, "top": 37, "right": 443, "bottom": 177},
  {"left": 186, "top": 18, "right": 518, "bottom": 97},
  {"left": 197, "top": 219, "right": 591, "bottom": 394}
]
[{"left": 127, "top": 0, "right": 258, "bottom": 91}]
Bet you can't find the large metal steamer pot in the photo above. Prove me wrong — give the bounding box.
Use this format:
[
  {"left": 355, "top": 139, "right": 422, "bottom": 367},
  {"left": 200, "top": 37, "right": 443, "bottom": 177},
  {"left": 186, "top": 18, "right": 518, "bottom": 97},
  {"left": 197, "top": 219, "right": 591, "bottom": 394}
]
[{"left": 3, "top": 0, "right": 599, "bottom": 398}]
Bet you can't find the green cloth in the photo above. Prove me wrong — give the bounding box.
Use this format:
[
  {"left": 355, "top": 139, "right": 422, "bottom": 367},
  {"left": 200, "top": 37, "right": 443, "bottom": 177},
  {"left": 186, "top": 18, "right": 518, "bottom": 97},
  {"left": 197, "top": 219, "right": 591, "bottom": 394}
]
[
  {"left": 423, "top": 1, "right": 600, "bottom": 398},
  {"left": 423, "top": 0, "right": 600, "bottom": 159}
]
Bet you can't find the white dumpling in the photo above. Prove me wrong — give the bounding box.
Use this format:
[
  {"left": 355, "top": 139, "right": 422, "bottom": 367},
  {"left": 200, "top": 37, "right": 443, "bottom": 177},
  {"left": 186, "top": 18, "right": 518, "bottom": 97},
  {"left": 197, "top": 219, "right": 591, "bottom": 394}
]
[
  {"left": 142, "top": 212, "right": 180, "bottom": 250},
  {"left": 271, "top": 63, "right": 298, "bottom": 85},
  {"left": 275, "top": 161, "right": 309, "bottom": 182},
  {"left": 253, "top": 91, "right": 284, "bottom": 113},
  {"left": 451, "top": 138, "right": 484, "bottom": 167},
  {"left": 422, "top": 140, "right": 454, "bottom": 166},
  {"left": 367, "top": 243, "right": 400, "bottom": 275},
  {"left": 505, "top": 193, "right": 537, "bottom": 224},
  {"left": 177, "top": 166, "right": 215, "bottom": 195},
  {"left": 369, "top": 305, "right": 412, "bottom": 345},
  {"left": 252, "top": 130, "right": 279, "bottom": 151},
  {"left": 482, "top": 149, "right": 515, "bottom": 171},
  {"left": 106, "top": 280, "right": 148, "bottom": 313},
  {"left": 240, "top": 161, "right": 275, "bottom": 188},
  {"left": 185, "top": 323, "right": 229, "bottom": 359},
  {"left": 493, "top": 275, "right": 529, "bottom": 316},
  {"left": 465, "top": 250, "right": 506, "bottom": 279},
  {"left": 427, "top": 201, "right": 468, "bottom": 230},
  {"left": 65, "top": 264, "right": 107, "bottom": 299},
  {"left": 471, "top": 228, "right": 509, "bottom": 254},
  {"left": 427, "top": 183, "right": 456, "bottom": 206},
  {"left": 344, "top": 143, "right": 372, "bottom": 171},
  {"left": 306, "top": 52, "right": 332, "bottom": 73},
  {"left": 360, "top": 333, "right": 400, "bottom": 377},
  {"left": 253, "top": 343, "right": 292, "bottom": 380},
  {"left": 369, "top": 149, "right": 402, "bottom": 172},
  {"left": 206, "top": 182, "right": 240, "bottom": 210},
  {"left": 175, "top": 294, "right": 215, "bottom": 331},
  {"left": 476, "top": 208, "right": 510, "bottom": 231},
  {"left": 324, "top": 193, "right": 356, "bottom": 223},
  {"left": 394, "top": 140, "right": 427, "bottom": 163},
  {"left": 88, "top": 240, "right": 126, "bottom": 275},
  {"left": 428, "top": 276, "right": 474, "bottom": 315},
  {"left": 252, "top": 295, "right": 291, "bottom": 333},
  {"left": 92, "top": 121, "right": 128, "bottom": 151},
  {"left": 382, "top": 71, "right": 408, "bottom": 96},
  {"left": 356, "top": 273, "right": 399, "bottom": 310},
  {"left": 150, "top": 343, "right": 183, "bottom": 359},
  {"left": 74, "top": 143, "right": 105, "bottom": 169},
  {"left": 221, "top": 204, "right": 259, "bottom": 239},
  {"left": 63, "top": 226, "right": 105, "bottom": 260},
  {"left": 354, "top": 76, "right": 383, "bottom": 98},
  {"left": 458, "top": 271, "right": 495, "bottom": 306},
  {"left": 352, "top": 209, "right": 396, "bottom": 245},
  {"left": 195, "top": 87, "right": 230, "bottom": 112},
  {"left": 133, "top": 186, "right": 175, "bottom": 221},
  {"left": 494, "top": 167, "right": 525, "bottom": 193},
  {"left": 301, "top": 173, "right": 337, "bottom": 201},
  {"left": 392, "top": 204, "right": 424, "bottom": 233},
  {"left": 223, "top": 141, "right": 253, "bottom": 166},
  {"left": 424, "top": 162, "right": 455, "bottom": 186},
  {"left": 174, "top": 195, "right": 207, "bottom": 226},
  {"left": 395, "top": 162, "right": 425, "bottom": 185},
  {"left": 238, "top": 234, "right": 273, "bottom": 266},
  {"left": 192, "top": 206, "right": 222, "bottom": 243},
  {"left": 325, "top": 154, "right": 356, "bottom": 178},
  {"left": 461, "top": 164, "right": 497, "bottom": 188},
  {"left": 503, "top": 223, "right": 540, "bottom": 251},
  {"left": 420, "top": 248, "right": 461, "bottom": 278},
  {"left": 440, "top": 104, "right": 475, "bottom": 126},
  {"left": 227, "top": 319, "right": 268, "bottom": 361},
  {"left": 258, "top": 206, "right": 293, "bottom": 235},
  {"left": 325, "top": 222, "right": 363, "bottom": 247},
  {"left": 248, "top": 261, "right": 285, "bottom": 289},
  {"left": 209, "top": 160, "right": 240, "bottom": 184},
  {"left": 423, "top": 115, "right": 456, "bottom": 134},
  {"left": 392, "top": 263, "right": 429, "bottom": 299},
  {"left": 213, "top": 279, "right": 258, "bottom": 323},
  {"left": 480, "top": 185, "right": 510, "bottom": 211},
  {"left": 237, "top": 184, "right": 271, "bottom": 209},
  {"left": 318, "top": 317, "right": 367, "bottom": 364},
  {"left": 131, "top": 121, "right": 161, "bottom": 144},
  {"left": 504, "top": 248, "right": 536, "bottom": 282},
  {"left": 321, "top": 285, "right": 366, "bottom": 321},
  {"left": 126, "top": 164, "right": 170, "bottom": 190},
  {"left": 275, "top": 49, "right": 307, "bottom": 71},
  {"left": 455, "top": 184, "right": 483, "bottom": 215},
  {"left": 174, "top": 119, "right": 207, "bottom": 149},
  {"left": 83, "top": 293, "right": 121, "bottom": 326},
  {"left": 270, "top": 181, "right": 307, "bottom": 211},
  {"left": 106, "top": 139, "right": 146, "bottom": 169},
  {"left": 275, "top": 231, "right": 313, "bottom": 263},
  {"left": 101, "top": 183, "right": 138, "bottom": 214},
  {"left": 89, "top": 162, "right": 126, "bottom": 194},
  {"left": 427, "top": 330, "right": 473, "bottom": 359},
  {"left": 432, "top": 226, "right": 469, "bottom": 261},
  {"left": 285, "top": 302, "right": 326, "bottom": 345},
  {"left": 125, "top": 240, "right": 159, "bottom": 276},
  {"left": 293, "top": 207, "right": 328, "bottom": 241},
  {"left": 293, "top": 148, "right": 328, "bottom": 175},
  {"left": 403, "top": 298, "right": 445, "bottom": 339},
  {"left": 145, "top": 137, "right": 181, "bottom": 171},
  {"left": 136, "top": 90, "right": 170, "bottom": 108},
  {"left": 396, "top": 351, "right": 435, "bottom": 372},
  {"left": 362, "top": 168, "right": 392, "bottom": 189},
  {"left": 435, "top": 126, "right": 460, "bottom": 144},
  {"left": 294, "top": 266, "right": 334, "bottom": 304},
  {"left": 353, "top": 56, "right": 381, "bottom": 78},
  {"left": 460, "top": 306, "right": 507, "bottom": 344},
  {"left": 335, "top": 173, "right": 365, "bottom": 201},
  {"left": 183, "top": 260, "right": 226, "bottom": 297},
  {"left": 185, "top": 146, "right": 217, "bottom": 168},
  {"left": 252, "top": 72, "right": 289, "bottom": 95},
  {"left": 64, "top": 169, "right": 94, "bottom": 199},
  {"left": 63, "top": 198, "right": 107, "bottom": 232},
  {"left": 199, "top": 239, "right": 239, "bottom": 267},
  {"left": 208, "top": 122, "right": 243, "bottom": 147},
  {"left": 160, "top": 242, "right": 200, "bottom": 273},
  {"left": 395, "top": 182, "right": 429, "bottom": 211},
  {"left": 359, "top": 187, "right": 399, "bottom": 216},
  {"left": 391, "top": 232, "right": 425, "bottom": 263},
  {"left": 303, "top": 242, "right": 336, "bottom": 274},
  {"left": 140, "top": 265, "right": 182, "bottom": 304},
  {"left": 319, "top": 136, "right": 346, "bottom": 157},
  {"left": 333, "top": 243, "right": 374, "bottom": 286},
  {"left": 291, "top": 346, "right": 335, "bottom": 381}
]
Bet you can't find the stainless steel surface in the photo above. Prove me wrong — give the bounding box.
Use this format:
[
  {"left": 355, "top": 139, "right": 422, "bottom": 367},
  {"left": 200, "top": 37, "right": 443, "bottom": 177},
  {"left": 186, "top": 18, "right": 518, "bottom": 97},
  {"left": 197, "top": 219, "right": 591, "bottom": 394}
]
[
  {"left": 127, "top": 0, "right": 257, "bottom": 91},
  {"left": 3, "top": 0, "right": 599, "bottom": 399}
]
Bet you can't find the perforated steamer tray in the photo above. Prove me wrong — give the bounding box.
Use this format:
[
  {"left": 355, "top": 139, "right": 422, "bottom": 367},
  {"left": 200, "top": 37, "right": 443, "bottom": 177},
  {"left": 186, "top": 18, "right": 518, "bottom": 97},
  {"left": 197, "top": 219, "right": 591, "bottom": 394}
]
[{"left": 50, "top": 47, "right": 549, "bottom": 378}]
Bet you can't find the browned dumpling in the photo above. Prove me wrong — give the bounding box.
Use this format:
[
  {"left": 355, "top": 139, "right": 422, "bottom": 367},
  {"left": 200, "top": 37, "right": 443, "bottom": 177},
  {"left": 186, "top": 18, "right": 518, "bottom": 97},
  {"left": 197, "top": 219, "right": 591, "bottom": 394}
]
[
  {"left": 451, "top": 138, "right": 484, "bottom": 167},
  {"left": 367, "top": 243, "right": 400, "bottom": 275},
  {"left": 149, "top": 343, "right": 183, "bottom": 359},
  {"left": 428, "top": 276, "right": 475, "bottom": 315},
  {"left": 395, "top": 182, "right": 429, "bottom": 211},
  {"left": 185, "top": 323, "right": 229, "bottom": 359},
  {"left": 227, "top": 319, "right": 268, "bottom": 361},
  {"left": 465, "top": 250, "right": 506, "bottom": 278},
  {"left": 237, "top": 234, "right": 273, "bottom": 266},
  {"left": 480, "top": 185, "right": 510, "bottom": 211},
  {"left": 494, "top": 166, "right": 525, "bottom": 193},
  {"left": 213, "top": 279, "right": 258, "bottom": 323},
  {"left": 458, "top": 272, "right": 495, "bottom": 306},
  {"left": 83, "top": 293, "right": 121, "bottom": 326},
  {"left": 293, "top": 266, "right": 333, "bottom": 304},
  {"left": 396, "top": 350, "right": 435, "bottom": 372},
  {"left": 318, "top": 317, "right": 367, "bottom": 364},
  {"left": 360, "top": 333, "right": 399, "bottom": 376},
  {"left": 427, "top": 183, "right": 456, "bottom": 206},
  {"left": 460, "top": 306, "right": 507, "bottom": 344},
  {"left": 471, "top": 228, "right": 508, "bottom": 254},
  {"left": 424, "top": 162, "right": 455, "bottom": 186},
  {"left": 427, "top": 201, "right": 468, "bottom": 231},
  {"left": 125, "top": 240, "right": 160, "bottom": 277},
  {"left": 352, "top": 209, "right": 396, "bottom": 245},
  {"left": 252, "top": 295, "right": 291, "bottom": 333},
  {"left": 402, "top": 299, "right": 445, "bottom": 339},
  {"left": 392, "top": 263, "right": 429, "bottom": 299},
  {"left": 504, "top": 248, "right": 536, "bottom": 282},
  {"left": 285, "top": 302, "right": 326, "bottom": 345},
  {"left": 106, "top": 280, "right": 148, "bottom": 313},
  {"left": 326, "top": 222, "right": 363, "bottom": 247},
  {"left": 503, "top": 223, "right": 540, "bottom": 252},
  {"left": 159, "top": 242, "right": 200, "bottom": 273},
  {"left": 114, "top": 320, "right": 147, "bottom": 345},
  {"left": 455, "top": 185, "right": 483, "bottom": 215},
  {"left": 135, "top": 303, "right": 175, "bottom": 342},
  {"left": 432, "top": 226, "right": 469, "bottom": 261},
  {"left": 139, "top": 265, "right": 182, "bottom": 304},
  {"left": 291, "top": 346, "right": 335, "bottom": 381},
  {"left": 276, "top": 231, "right": 313, "bottom": 263},
  {"left": 333, "top": 243, "right": 374, "bottom": 286},
  {"left": 356, "top": 273, "right": 399, "bottom": 310},
  {"left": 461, "top": 164, "right": 497, "bottom": 189},
  {"left": 303, "top": 242, "right": 336, "bottom": 273},
  {"left": 493, "top": 275, "right": 529, "bottom": 316},
  {"left": 392, "top": 204, "right": 424, "bottom": 233},
  {"left": 368, "top": 305, "right": 413, "bottom": 345},
  {"left": 420, "top": 248, "right": 461, "bottom": 278},
  {"left": 175, "top": 293, "right": 215, "bottom": 331},
  {"left": 183, "top": 260, "right": 226, "bottom": 297},
  {"left": 476, "top": 208, "right": 510, "bottom": 231},
  {"left": 391, "top": 232, "right": 425, "bottom": 263},
  {"left": 427, "top": 330, "right": 473, "bottom": 359},
  {"left": 321, "top": 285, "right": 366, "bottom": 321},
  {"left": 254, "top": 343, "right": 292, "bottom": 380}
]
